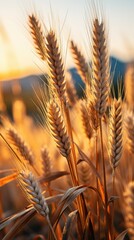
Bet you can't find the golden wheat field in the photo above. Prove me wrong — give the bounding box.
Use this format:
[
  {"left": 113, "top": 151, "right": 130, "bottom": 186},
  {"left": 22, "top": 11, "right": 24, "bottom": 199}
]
[{"left": 0, "top": 1, "right": 134, "bottom": 240}]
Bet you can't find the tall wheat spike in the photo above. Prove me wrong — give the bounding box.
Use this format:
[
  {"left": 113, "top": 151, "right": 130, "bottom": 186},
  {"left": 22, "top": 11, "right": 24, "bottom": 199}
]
[
  {"left": 91, "top": 18, "right": 109, "bottom": 117},
  {"left": 20, "top": 170, "right": 49, "bottom": 217},
  {"left": 7, "top": 127, "right": 34, "bottom": 166},
  {"left": 126, "top": 112, "right": 134, "bottom": 154},
  {"left": 47, "top": 100, "right": 71, "bottom": 158},
  {"left": 108, "top": 98, "right": 122, "bottom": 170},
  {"left": 29, "top": 14, "right": 46, "bottom": 60},
  {"left": 70, "top": 40, "right": 89, "bottom": 83},
  {"left": 46, "top": 30, "right": 66, "bottom": 101},
  {"left": 124, "top": 181, "right": 134, "bottom": 240},
  {"left": 91, "top": 17, "right": 110, "bottom": 238}
]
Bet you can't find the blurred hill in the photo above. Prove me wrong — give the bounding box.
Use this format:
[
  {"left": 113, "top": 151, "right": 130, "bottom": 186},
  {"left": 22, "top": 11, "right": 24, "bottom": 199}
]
[
  {"left": 1, "top": 56, "right": 127, "bottom": 93},
  {"left": 69, "top": 56, "right": 127, "bottom": 96},
  {"left": 0, "top": 56, "right": 128, "bottom": 116}
]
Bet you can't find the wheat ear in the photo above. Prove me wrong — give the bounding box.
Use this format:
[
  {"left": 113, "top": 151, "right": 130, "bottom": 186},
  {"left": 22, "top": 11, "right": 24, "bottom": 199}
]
[
  {"left": 126, "top": 112, "right": 134, "bottom": 154},
  {"left": 20, "top": 170, "right": 49, "bottom": 217},
  {"left": 46, "top": 30, "right": 66, "bottom": 101},
  {"left": 91, "top": 18, "right": 109, "bottom": 117},
  {"left": 124, "top": 181, "right": 134, "bottom": 240},
  {"left": 47, "top": 100, "right": 71, "bottom": 158},
  {"left": 70, "top": 40, "right": 89, "bottom": 83},
  {"left": 29, "top": 14, "right": 46, "bottom": 60},
  {"left": 20, "top": 170, "right": 57, "bottom": 239},
  {"left": 108, "top": 98, "right": 122, "bottom": 170},
  {"left": 7, "top": 128, "right": 34, "bottom": 166}
]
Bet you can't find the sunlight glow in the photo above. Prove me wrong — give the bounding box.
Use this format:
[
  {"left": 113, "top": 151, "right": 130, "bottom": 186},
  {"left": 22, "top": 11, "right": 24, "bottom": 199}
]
[{"left": 0, "top": 0, "right": 133, "bottom": 79}]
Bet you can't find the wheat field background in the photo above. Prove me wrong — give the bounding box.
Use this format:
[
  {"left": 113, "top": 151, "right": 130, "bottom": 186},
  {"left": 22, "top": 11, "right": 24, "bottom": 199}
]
[{"left": 0, "top": 1, "right": 134, "bottom": 240}]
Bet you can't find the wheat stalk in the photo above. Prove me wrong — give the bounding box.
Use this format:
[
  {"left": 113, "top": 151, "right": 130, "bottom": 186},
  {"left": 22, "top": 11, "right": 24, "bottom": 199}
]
[
  {"left": 70, "top": 40, "right": 89, "bottom": 83},
  {"left": 124, "top": 181, "right": 134, "bottom": 240},
  {"left": 91, "top": 18, "right": 109, "bottom": 117},
  {"left": 108, "top": 98, "right": 122, "bottom": 170},
  {"left": 46, "top": 30, "right": 66, "bottom": 102},
  {"left": 47, "top": 100, "right": 71, "bottom": 158},
  {"left": 90, "top": 17, "right": 110, "bottom": 239},
  {"left": 46, "top": 31, "right": 78, "bottom": 188},
  {"left": 29, "top": 14, "right": 46, "bottom": 60}
]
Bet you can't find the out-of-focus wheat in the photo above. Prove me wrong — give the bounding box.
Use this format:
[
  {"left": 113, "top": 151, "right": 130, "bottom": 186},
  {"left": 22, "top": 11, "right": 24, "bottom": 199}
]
[
  {"left": 7, "top": 127, "right": 34, "bottom": 167},
  {"left": 124, "top": 181, "right": 134, "bottom": 240},
  {"left": 41, "top": 147, "right": 52, "bottom": 176},
  {"left": 81, "top": 100, "right": 93, "bottom": 140},
  {"left": 88, "top": 98, "right": 99, "bottom": 131},
  {"left": 70, "top": 40, "right": 89, "bottom": 83},
  {"left": 125, "top": 111, "right": 134, "bottom": 154},
  {"left": 125, "top": 62, "right": 134, "bottom": 110},
  {"left": 66, "top": 72, "right": 78, "bottom": 107}
]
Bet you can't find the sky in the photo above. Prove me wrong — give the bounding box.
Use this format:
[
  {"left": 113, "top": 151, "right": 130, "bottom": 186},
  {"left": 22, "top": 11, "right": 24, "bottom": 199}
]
[{"left": 0, "top": 0, "right": 134, "bottom": 79}]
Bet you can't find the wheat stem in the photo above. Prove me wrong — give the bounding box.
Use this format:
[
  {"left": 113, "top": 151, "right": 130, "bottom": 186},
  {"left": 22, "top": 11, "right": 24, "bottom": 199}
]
[
  {"left": 95, "top": 132, "right": 100, "bottom": 240},
  {"left": 99, "top": 118, "right": 108, "bottom": 239},
  {"left": 124, "top": 182, "right": 134, "bottom": 240},
  {"left": 46, "top": 216, "right": 57, "bottom": 240},
  {"left": 63, "top": 103, "right": 87, "bottom": 228},
  {"left": 112, "top": 170, "right": 115, "bottom": 240}
]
